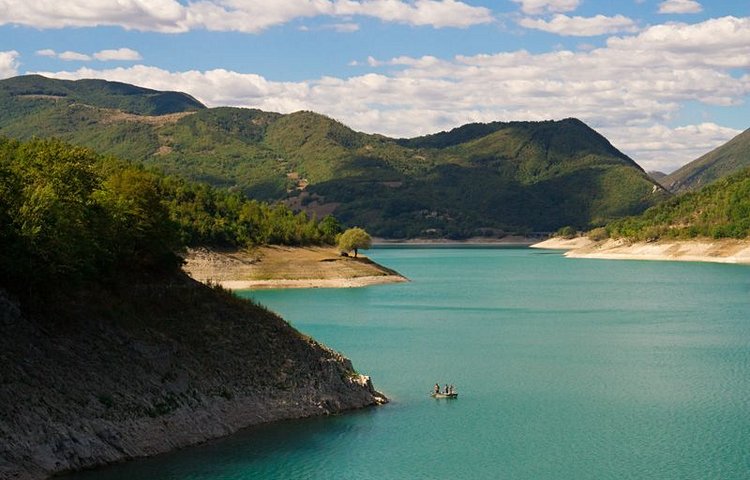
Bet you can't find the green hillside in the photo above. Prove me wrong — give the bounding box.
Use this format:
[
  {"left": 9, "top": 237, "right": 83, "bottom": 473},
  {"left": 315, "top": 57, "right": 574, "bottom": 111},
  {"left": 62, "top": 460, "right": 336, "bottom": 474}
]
[
  {"left": 662, "top": 128, "right": 750, "bottom": 193},
  {"left": 0, "top": 74, "right": 205, "bottom": 115},
  {"left": 606, "top": 166, "right": 750, "bottom": 241},
  {"left": 0, "top": 75, "right": 668, "bottom": 238}
]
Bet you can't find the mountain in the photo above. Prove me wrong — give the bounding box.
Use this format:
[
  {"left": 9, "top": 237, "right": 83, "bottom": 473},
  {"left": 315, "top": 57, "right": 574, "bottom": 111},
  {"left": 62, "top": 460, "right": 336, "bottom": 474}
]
[
  {"left": 662, "top": 128, "right": 750, "bottom": 193},
  {"left": 0, "top": 74, "right": 205, "bottom": 115},
  {"left": 606, "top": 166, "right": 750, "bottom": 241},
  {"left": 0, "top": 75, "right": 667, "bottom": 238}
]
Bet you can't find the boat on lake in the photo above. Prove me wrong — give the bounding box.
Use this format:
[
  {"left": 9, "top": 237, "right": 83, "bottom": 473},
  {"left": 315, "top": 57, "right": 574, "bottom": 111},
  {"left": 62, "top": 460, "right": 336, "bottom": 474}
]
[{"left": 431, "top": 392, "right": 458, "bottom": 399}]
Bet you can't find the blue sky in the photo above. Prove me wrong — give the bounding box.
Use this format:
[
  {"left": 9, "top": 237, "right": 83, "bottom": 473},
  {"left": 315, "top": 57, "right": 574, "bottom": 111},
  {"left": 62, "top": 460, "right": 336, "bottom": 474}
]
[{"left": 1, "top": 0, "right": 748, "bottom": 172}]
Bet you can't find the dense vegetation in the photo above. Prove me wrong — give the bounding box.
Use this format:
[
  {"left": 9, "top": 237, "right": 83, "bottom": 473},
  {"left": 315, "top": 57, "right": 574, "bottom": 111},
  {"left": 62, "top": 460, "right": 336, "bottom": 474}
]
[
  {"left": 662, "top": 128, "right": 750, "bottom": 193},
  {"left": 605, "top": 166, "right": 750, "bottom": 241},
  {"left": 0, "top": 75, "right": 667, "bottom": 239},
  {"left": 0, "top": 137, "right": 340, "bottom": 296}
]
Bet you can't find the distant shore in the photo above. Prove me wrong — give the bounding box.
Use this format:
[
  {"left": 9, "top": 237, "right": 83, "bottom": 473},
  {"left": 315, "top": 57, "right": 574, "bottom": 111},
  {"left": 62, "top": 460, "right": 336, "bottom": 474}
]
[
  {"left": 532, "top": 237, "right": 750, "bottom": 265},
  {"left": 183, "top": 246, "right": 408, "bottom": 290},
  {"left": 373, "top": 235, "right": 541, "bottom": 246}
]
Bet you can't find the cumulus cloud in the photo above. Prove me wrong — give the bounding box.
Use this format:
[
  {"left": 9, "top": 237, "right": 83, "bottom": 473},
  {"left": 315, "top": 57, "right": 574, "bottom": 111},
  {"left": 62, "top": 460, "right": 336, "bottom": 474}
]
[
  {"left": 601, "top": 123, "right": 741, "bottom": 173},
  {"left": 0, "top": 50, "right": 19, "bottom": 78},
  {"left": 511, "top": 0, "right": 580, "bottom": 15},
  {"left": 34, "top": 16, "right": 750, "bottom": 171},
  {"left": 35, "top": 49, "right": 57, "bottom": 57},
  {"left": 658, "top": 0, "right": 702, "bottom": 14},
  {"left": 58, "top": 51, "right": 92, "bottom": 61},
  {"left": 519, "top": 14, "right": 638, "bottom": 36},
  {"left": 0, "top": 0, "right": 493, "bottom": 32},
  {"left": 93, "top": 48, "right": 143, "bottom": 61}
]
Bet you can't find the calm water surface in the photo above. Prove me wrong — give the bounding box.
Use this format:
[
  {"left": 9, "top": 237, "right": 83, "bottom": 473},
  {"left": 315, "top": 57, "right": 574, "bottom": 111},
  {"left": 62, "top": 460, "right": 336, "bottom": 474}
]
[{"left": 70, "top": 248, "right": 750, "bottom": 479}]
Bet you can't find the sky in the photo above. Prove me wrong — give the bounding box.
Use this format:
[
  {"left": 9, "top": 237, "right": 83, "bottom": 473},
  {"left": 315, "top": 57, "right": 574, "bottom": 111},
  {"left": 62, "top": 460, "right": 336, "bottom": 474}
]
[{"left": 1, "top": 0, "right": 748, "bottom": 173}]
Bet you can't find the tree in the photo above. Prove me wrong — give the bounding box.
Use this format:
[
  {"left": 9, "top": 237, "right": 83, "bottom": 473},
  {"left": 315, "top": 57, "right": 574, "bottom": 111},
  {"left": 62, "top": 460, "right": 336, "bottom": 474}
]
[{"left": 337, "top": 227, "right": 372, "bottom": 258}]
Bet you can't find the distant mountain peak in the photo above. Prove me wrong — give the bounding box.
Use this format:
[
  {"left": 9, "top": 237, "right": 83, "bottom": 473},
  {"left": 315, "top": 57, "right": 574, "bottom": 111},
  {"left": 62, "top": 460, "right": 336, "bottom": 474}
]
[{"left": 0, "top": 74, "right": 205, "bottom": 115}]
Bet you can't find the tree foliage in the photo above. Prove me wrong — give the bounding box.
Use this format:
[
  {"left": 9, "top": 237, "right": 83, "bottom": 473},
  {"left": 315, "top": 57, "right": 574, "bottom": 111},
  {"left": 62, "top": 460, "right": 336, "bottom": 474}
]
[
  {"left": 0, "top": 137, "right": 343, "bottom": 296},
  {"left": 337, "top": 227, "right": 372, "bottom": 257},
  {"left": 0, "top": 138, "right": 182, "bottom": 293}
]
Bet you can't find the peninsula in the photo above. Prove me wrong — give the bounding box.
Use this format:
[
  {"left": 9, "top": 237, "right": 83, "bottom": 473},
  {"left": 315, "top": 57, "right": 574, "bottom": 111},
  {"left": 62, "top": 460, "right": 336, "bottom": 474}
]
[{"left": 183, "top": 246, "right": 408, "bottom": 289}]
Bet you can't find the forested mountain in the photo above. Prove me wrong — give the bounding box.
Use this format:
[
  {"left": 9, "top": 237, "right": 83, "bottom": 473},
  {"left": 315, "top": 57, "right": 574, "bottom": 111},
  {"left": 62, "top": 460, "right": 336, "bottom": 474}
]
[
  {"left": 0, "top": 75, "right": 667, "bottom": 238},
  {"left": 605, "top": 166, "right": 750, "bottom": 241},
  {"left": 662, "top": 128, "right": 750, "bottom": 193},
  {"left": 0, "top": 74, "right": 204, "bottom": 115}
]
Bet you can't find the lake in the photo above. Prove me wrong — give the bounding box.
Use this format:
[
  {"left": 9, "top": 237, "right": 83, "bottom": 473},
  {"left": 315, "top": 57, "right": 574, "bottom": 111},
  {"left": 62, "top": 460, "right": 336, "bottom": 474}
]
[{"left": 69, "top": 247, "right": 750, "bottom": 479}]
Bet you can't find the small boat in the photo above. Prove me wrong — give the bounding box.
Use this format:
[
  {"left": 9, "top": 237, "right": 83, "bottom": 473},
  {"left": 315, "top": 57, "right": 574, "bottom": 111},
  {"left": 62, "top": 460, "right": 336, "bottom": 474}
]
[{"left": 431, "top": 392, "right": 458, "bottom": 399}]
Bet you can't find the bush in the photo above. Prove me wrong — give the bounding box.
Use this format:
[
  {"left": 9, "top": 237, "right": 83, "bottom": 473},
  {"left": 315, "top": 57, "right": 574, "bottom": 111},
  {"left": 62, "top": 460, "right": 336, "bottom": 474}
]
[
  {"left": 555, "top": 225, "right": 577, "bottom": 239},
  {"left": 587, "top": 227, "right": 608, "bottom": 241}
]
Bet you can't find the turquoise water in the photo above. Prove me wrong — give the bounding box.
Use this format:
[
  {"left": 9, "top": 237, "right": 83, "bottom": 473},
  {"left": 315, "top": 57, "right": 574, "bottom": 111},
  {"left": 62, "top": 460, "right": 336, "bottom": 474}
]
[{"left": 70, "top": 248, "right": 750, "bottom": 479}]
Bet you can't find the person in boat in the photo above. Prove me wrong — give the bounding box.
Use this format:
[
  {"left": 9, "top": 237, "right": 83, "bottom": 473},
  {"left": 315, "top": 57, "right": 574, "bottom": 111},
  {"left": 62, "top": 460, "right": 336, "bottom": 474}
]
[
  {"left": 449, "top": 384, "right": 454, "bottom": 394},
  {"left": 444, "top": 384, "right": 449, "bottom": 394},
  {"left": 434, "top": 383, "right": 440, "bottom": 395}
]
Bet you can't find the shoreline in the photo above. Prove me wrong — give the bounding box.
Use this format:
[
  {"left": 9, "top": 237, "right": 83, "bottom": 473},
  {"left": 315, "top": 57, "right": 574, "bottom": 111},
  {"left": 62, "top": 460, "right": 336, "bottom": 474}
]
[
  {"left": 532, "top": 237, "right": 750, "bottom": 265},
  {"left": 220, "top": 275, "right": 407, "bottom": 290},
  {"left": 183, "top": 246, "right": 408, "bottom": 290},
  {"left": 373, "top": 235, "right": 542, "bottom": 247}
]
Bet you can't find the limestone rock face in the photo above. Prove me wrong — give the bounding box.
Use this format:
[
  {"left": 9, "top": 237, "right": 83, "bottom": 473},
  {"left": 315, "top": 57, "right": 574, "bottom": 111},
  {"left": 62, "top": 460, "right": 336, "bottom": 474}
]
[{"left": 0, "top": 279, "right": 387, "bottom": 480}]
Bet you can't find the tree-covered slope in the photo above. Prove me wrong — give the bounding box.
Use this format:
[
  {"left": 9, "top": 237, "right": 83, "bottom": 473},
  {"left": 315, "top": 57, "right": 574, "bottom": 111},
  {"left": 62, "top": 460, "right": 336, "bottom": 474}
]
[
  {"left": 0, "top": 74, "right": 205, "bottom": 116},
  {"left": 0, "top": 137, "right": 340, "bottom": 297},
  {"left": 662, "top": 128, "right": 750, "bottom": 193},
  {"left": 606, "top": 166, "right": 750, "bottom": 241},
  {"left": 0, "top": 75, "right": 667, "bottom": 238},
  {"left": 0, "top": 137, "right": 384, "bottom": 480}
]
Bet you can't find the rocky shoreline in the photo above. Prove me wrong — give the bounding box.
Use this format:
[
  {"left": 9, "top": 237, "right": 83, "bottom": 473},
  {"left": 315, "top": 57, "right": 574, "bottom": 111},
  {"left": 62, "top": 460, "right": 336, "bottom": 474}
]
[
  {"left": 532, "top": 237, "right": 750, "bottom": 265},
  {"left": 0, "top": 276, "right": 386, "bottom": 480}
]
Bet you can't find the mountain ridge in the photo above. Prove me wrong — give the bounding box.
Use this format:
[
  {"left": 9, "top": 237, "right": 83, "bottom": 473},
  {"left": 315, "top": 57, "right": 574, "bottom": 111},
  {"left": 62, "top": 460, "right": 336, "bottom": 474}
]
[
  {"left": 662, "top": 128, "right": 750, "bottom": 193},
  {"left": 0, "top": 74, "right": 667, "bottom": 238}
]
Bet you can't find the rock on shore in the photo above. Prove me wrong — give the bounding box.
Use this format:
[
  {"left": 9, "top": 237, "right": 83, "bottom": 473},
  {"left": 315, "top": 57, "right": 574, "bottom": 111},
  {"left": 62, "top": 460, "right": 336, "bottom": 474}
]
[{"left": 0, "top": 275, "right": 386, "bottom": 480}]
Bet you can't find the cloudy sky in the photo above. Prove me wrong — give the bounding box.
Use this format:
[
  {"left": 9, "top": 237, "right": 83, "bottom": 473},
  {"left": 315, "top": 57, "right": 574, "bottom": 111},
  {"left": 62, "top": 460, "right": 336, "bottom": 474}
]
[{"left": 1, "top": 0, "right": 748, "bottom": 173}]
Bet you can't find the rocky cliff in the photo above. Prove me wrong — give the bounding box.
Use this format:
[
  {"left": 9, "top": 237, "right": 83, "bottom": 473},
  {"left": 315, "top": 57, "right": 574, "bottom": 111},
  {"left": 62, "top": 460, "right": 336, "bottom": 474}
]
[{"left": 0, "top": 275, "right": 386, "bottom": 480}]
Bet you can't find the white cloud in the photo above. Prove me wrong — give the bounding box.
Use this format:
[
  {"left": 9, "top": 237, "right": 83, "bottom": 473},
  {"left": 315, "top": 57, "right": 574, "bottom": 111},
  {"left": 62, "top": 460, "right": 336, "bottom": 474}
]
[
  {"left": 93, "top": 48, "right": 143, "bottom": 61},
  {"left": 606, "top": 16, "right": 750, "bottom": 69},
  {"left": 511, "top": 0, "right": 580, "bottom": 15},
  {"left": 34, "top": 16, "right": 750, "bottom": 172},
  {"left": 658, "top": 0, "right": 702, "bottom": 14},
  {"left": 32, "top": 48, "right": 142, "bottom": 62},
  {"left": 35, "top": 49, "right": 57, "bottom": 57},
  {"left": 519, "top": 14, "right": 638, "bottom": 36},
  {"left": 601, "top": 123, "right": 741, "bottom": 173},
  {"left": 0, "top": 0, "right": 493, "bottom": 32},
  {"left": 58, "top": 51, "right": 92, "bottom": 61},
  {"left": 0, "top": 50, "right": 19, "bottom": 78},
  {"left": 332, "top": 0, "right": 494, "bottom": 28}
]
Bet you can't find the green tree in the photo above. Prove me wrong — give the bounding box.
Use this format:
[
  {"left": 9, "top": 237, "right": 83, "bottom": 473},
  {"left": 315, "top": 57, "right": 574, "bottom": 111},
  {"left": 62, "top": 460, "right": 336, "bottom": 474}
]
[
  {"left": 337, "top": 227, "right": 372, "bottom": 258},
  {"left": 318, "top": 215, "right": 342, "bottom": 243}
]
